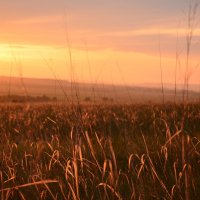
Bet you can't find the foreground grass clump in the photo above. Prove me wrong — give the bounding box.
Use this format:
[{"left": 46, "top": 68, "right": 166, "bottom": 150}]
[{"left": 0, "top": 103, "right": 200, "bottom": 199}]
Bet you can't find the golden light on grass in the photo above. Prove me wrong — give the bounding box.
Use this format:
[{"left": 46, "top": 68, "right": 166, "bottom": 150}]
[{"left": 0, "top": 1, "right": 200, "bottom": 199}]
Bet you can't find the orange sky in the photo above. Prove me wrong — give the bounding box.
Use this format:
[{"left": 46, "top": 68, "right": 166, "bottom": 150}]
[{"left": 0, "top": 0, "right": 200, "bottom": 85}]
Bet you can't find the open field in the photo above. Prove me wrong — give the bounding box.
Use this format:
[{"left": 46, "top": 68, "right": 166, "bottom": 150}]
[
  {"left": 0, "top": 102, "right": 200, "bottom": 199},
  {"left": 1, "top": 1, "right": 200, "bottom": 199},
  {"left": 0, "top": 76, "right": 200, "bottom": 104}
]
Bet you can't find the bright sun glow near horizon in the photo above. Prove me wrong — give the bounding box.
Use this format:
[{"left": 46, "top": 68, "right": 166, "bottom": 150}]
[{"left": 0, "top": 0, "right": 200, "bottom": 86}]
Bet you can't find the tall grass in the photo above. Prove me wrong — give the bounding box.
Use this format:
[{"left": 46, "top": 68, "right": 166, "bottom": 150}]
[
  {"left": 1, "top": 2, "right": 199, "bottom": 200},
  {"left": 181, "top": 2, "right": 199, "bottom": 199},
  {"left": 158, "top": 33, "right": 165, "bottom": 105},
  {"left": 183, "top": 0, "right": 199, "bottom": 103},
  {"left": 0, "top": 103, "right": 200, "bottom": 199}
]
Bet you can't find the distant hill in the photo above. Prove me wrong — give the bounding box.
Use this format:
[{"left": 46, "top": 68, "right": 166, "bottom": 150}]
[
  {"left": 0, "top": 76, "right": 200, "bottom": 103},
  {"left": 140, "top": 82, "right": 200, "bottom": 92}
]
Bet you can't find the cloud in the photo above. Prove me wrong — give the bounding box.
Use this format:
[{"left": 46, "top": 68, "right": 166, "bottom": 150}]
[
  {"left": 0, "top": 0, "right": 186, "bottom": 29},
  {"left": 1, "top": 1, "right": 199, "bottom": 55},
  {"left": 0, "top": 1, "right": 65, "bottom": 23}
]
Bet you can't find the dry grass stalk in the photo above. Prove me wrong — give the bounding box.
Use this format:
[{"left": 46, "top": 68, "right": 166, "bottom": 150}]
[
  {"left": 98, "top": 183, "right": 123, "bottom": 200},
  {"left": 0, "top": 180, "right": 58, "bottom": 192}
]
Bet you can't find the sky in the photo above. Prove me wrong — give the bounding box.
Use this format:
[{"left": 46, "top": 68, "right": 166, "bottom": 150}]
[{"left": 0, "top": 0, "right": 200, "bottom": 86}]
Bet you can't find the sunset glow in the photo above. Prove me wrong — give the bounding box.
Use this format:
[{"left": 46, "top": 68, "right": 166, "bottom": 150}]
[{"left": 0, "top": 0, "right": 200, "bottom": 85}]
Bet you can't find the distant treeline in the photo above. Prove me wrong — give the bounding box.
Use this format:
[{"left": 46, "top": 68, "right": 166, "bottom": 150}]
[{"left": 0, "top": 95, "right": 57, "bottom": 103}]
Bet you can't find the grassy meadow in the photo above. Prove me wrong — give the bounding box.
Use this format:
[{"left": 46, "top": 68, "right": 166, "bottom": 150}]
[
  {"left": 0, "top": 101, "right": 200, "bottom": 199},
  {"left": 1, "top": 1, "right": 200, "bottom": 199}
]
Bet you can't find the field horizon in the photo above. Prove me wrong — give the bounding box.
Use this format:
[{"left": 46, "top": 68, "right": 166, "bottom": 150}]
[
  {"left": 1, "top": 76, "right": 200, "bottom": 199},
  {"left": 1, "top": 1, "right": 200, "bottom": 199},
  {"left": 0, "top": 75, "right": 200, "bottom": 104}
]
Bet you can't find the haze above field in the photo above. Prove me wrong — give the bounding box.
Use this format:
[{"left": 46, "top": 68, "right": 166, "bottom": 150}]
[
  {"left": 0, "top": 0, "right": 200, "bottom": 85},
  {"left": 0, "top": 76, "right": 200, "bottom": 103}
]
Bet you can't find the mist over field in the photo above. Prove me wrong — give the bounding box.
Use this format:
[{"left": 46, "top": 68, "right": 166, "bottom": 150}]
[{"left": 0, "top": 76, "right": 200, "bottom": 104}]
